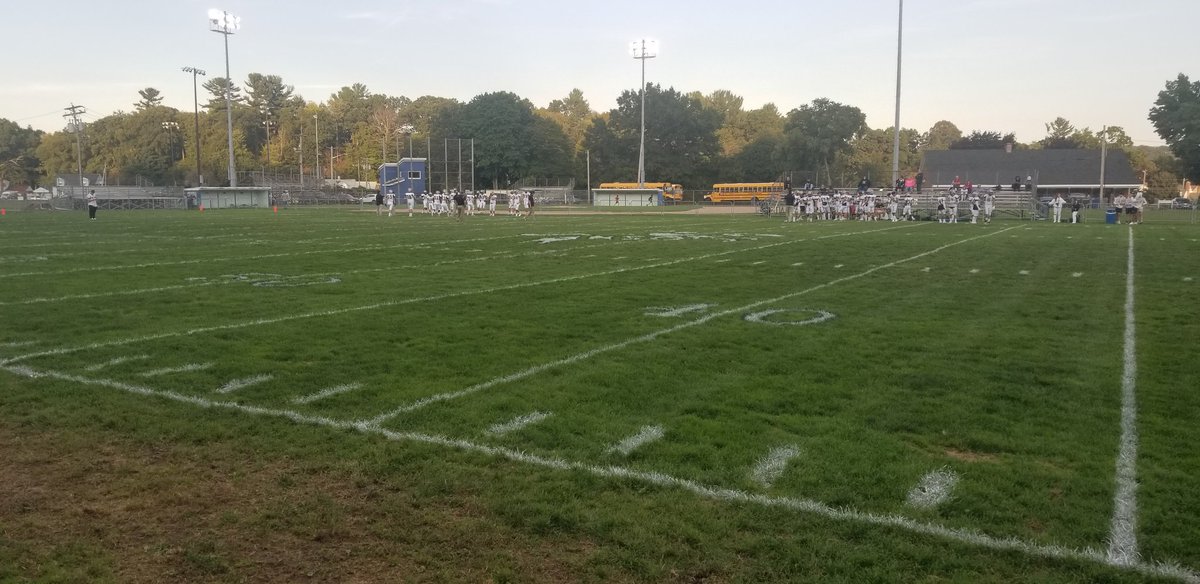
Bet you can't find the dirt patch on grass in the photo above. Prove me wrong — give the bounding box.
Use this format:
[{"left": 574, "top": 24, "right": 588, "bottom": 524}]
[
  {"left": 0, "top": 426, "right": 620, "bottom": 583},
  {"left": 943, "top": 448, "right": 1000, "bottom": 463}
]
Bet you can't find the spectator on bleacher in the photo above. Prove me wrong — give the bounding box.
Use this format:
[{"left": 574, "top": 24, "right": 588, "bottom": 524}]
[
  {"left": 1012, "top": 175, "right": 1022, "bottom": 192},
  {"left": 904, "top": 176, "right": 915, "bottom": 192},
  {"left": 857, "top": 176, "right": 871, "bottom": 194},
  {"left": 952, "top": 176, "right": 961, "bottom": 192},
  {"left": 1025, "top": 175, "right": 1033, "bottom": 192},
  {"left": 1071, "top": 198, "right": 1082, "bottom": 223},
  {"left": 915, "top": 172, "right": 924, "bottom": 193}
]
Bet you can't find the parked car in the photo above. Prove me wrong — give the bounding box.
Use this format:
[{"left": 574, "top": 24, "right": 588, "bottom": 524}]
[{"left": 1172, "top": 197, "right": 1194, "bottom": 210}]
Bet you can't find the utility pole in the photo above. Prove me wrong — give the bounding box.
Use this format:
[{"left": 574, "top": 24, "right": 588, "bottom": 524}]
[
  {"left": 313, "top": 114, "right": 321, "bottom": 183},
  {"left": 182, "top": 67, "right": 206, "bottom": 186},
  {"left": 63, "top": 104, "right": 86, "bottom": 198},
  {"left": 263, "top": 118, "right": 272, "bottom": 167}
]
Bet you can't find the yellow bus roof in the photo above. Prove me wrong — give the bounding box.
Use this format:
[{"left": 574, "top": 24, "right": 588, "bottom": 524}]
[{"left": 710, "top": 182, "right": 784, "bottom": 189}]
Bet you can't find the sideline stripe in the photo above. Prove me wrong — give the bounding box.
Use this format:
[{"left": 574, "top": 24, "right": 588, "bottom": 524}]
[
  {"left": 750, "top": 445, "right": 802, "bottom": 488},
  {"left": 291, "top": 382, "right": 364, "bottom": 405},
  {"left": 2, "top": 364, "right": 1195, "bottom": 583},
  {"left": 84, "top": 354, "right": 150, "bottom": 372},
  {"left": 2, "top": 225, "right": 915, "bottom": 367},
  {"left": 364, "top": 226, "right": 1008, "bottom": 425},
  {"left": 485, "top": 411, "right": 553, "bottom": 436},
  {"left": 1108, "top": 227, "right": 1140, "bottom": 565},
  {"left": 607, "top": 425, "right": 665, "bottom": 455},
  {"left": 139, "top": 362, "right": 213, "bottom": 377},
  {"left": 216, "top": 374, "right": 274, "bottom": 394}
]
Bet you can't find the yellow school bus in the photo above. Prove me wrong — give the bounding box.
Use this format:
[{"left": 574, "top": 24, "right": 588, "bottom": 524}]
[
  {"left": 704, "top": 182, "right": 785, "bottom": 203},
  {"left": 599, "top": 182, "right": 684, "bottom": 201}
]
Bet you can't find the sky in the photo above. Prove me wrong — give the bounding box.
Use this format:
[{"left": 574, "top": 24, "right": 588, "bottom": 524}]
[{"left": 5, "top": 0, "right": 1195, "bottom": 147}]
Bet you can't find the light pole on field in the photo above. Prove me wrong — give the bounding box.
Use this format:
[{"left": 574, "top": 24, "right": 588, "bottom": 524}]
[
  {"left": 890, "top": 0, "right": 904, "bottom": 188},
  {"left": 629, "top": 39, "right": 658, "bottom": 189},
  {"left": 181, "top": 66, "right": 206, "bottom": 186},
  {"left": 208, "top": 9, "right": 240, "bottom": 187}
]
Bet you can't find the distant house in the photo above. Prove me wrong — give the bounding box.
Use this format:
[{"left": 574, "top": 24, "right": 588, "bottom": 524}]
[{"left": 920, "top": 149, "right": 1142, "bottom": 197}]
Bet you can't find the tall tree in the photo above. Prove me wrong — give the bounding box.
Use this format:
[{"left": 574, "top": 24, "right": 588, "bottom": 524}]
[
  {"left": 449, "top": 92, "right": 571, "bottom": 188},
  {"left": 203, "top": 77, "right": 243, "bottom": 112},
  {"left": 1149, "top": 73, "right": 1200, "bottom": 180},
  {"left": 0, "top": 118, "right": 43, "bottom": 187},
  {"left": 921, "top": 120, "right": 962, "bottom": 151},
  {"left": 135, "top": 87, "right": 164, "bottom": 111},
  {"left": 589, "top": 84, "right": 721, "bottom": 189},
  {"left": 543, "top": 88, "right": 594, "bottom": 152},
  {"left": 949, "top": 130, "right": 1016, "bottom": 150},
  {"left": 777, "top": 98, "right": 866, "bottom": 185}
]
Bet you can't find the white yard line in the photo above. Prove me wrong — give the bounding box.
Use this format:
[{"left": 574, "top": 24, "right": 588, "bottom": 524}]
[
  {"left": 2, "top": 225, "right": 915, "bottom": 367},
  {"left": 216, "top": 374, "right": 274, "bottom": 394},
  {"left": 1108, "top": 227, "right": 1141, "bottom": 566},
  {"left": 139, "top": 362, "right": 213, "bottom": 377},
  {"left": 750, "top": 445, "right": 802, "bottom": 488},
  {"left": 363, "top": 226, "right": 1006, "bottom": 426},
  {"left": 0, "top": 281, "right": 221, "bottom": 307},
  {"left": 485, "top": 411, "right": 553, "bottom": 436},
  {"left": 606, "top": 425, "right": 665, "bottom": 455},
  {"left": 0, "top": 340, "right": 37, "bottom": 348},
  {"left": 2, "top": 363, "right": 1196, "bottom": 583},
  {"left": 0, "top": 234, "right": 524, "bottom": 280},
  {"left": 906, "top": 467, "right": 960, "bottom": 509},
  {"left": 291, "top": 382, "right": 365, "bottom": 405},
  {"left": 83, "top": 354, "right": 150, "bottom": 372}
]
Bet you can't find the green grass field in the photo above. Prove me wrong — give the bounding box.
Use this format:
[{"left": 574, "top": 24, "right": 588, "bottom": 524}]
[{"left": 1, "top": 208, "right": 1198, "bottom": 583}]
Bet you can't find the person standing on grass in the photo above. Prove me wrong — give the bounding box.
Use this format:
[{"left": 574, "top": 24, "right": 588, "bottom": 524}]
[
  {"left": 406, "top": 189, "right": 415, "bottom": 217},
  {"left": 1051, "top": 193, "right": 1066, "bottom": 223},
  {"left": 1113, "top": 193, "right": 1127, "bottom": 224},
  {"left": 525, "top": 191, "right": 535, "bottom": 219},
  {"left": 784, "top": 190, "right": 796, "bottom": 223},
  {"left": 453, "top": 190, "right": 467, "bottom": 222},
  {"left": 375, "top": 190, "right": 385, "bottom": 216},
  {"left": 384, "top": 190, "right": 396, "bottom": 217},
  {"left": 970, "top": 196, "right": 980, "bottom": 224},
  {"left": 1124, "top": 192, "right": 1137, "bottom": 225},
  {"left": 86, "top": 189, "right": 98, "bottom": 220},
  {"left": 983, "top": 190, "right": 996, "bottom": 224},
  {"left": 1133, "top": 190, "right": 1147, "bottom": 224}
]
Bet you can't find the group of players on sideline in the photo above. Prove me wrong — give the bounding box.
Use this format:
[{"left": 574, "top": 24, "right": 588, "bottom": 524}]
[
  {"left": 778, "top": 187, "right": 1149, "bottom": 225},
  {"left": 374, "top": 189, "right": 536, "bottom": 221}
]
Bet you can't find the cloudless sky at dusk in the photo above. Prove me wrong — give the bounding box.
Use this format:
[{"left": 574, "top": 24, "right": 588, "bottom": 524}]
[{"left": 5, "top": 0, "right": 1195, "bottom": 146}]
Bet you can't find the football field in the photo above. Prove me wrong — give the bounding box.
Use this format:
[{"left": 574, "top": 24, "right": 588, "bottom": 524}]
[{"left": 1, "top": 208, "right": 1198, "bottom": 583}]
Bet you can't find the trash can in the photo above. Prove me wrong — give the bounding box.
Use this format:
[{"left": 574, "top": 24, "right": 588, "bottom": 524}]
[{"left": 1105, "top": 209, "right": 1118, "bottom": 224}]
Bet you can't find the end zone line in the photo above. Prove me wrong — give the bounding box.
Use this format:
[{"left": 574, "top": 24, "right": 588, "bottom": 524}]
[
  {"left": 363, "top": 225, "right": 1006, "bottom": 426},
  {"left": 2, "top": 224, "right": 914, "bottom": 367},
  {"left": 1107, "top": 227, "right": 1140, "bottom": 565},
  {"left": 2, "top": 363, "right": 1195, "bottom": 584}
]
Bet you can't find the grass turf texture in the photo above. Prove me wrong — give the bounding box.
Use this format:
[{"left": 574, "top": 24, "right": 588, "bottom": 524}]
[{"left": 0, "top": 209, "right": 1197, "bottom": 583}]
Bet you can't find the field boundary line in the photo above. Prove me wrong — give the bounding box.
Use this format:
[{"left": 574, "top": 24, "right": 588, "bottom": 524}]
[
  {"left": 1107, "top": 226, "right": 1140, "bottom": 565},
  {"left": 2, "top": 224, "right": 916, "bottom": 367},
  {"left": 363, "top": 225, "right": 1000, "bottom": 425},
  {"left": 291, "top": 383, "right": 364, "bottom": 405},
  {"left": 2, "top": 363, "right": 1195, "bottom": 584}
]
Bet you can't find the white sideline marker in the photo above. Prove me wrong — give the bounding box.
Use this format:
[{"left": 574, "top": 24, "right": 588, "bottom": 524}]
[
  {"left": 791, "top": 262, "right": 804, "bottom": 267},
  {"left": 750, "top": 445, "right": 802, "bottom": 488},
  {"left": 139, "top": 362, "right": 213, "bottom": 377},
  {"left": 0, "top": 340, "right": 37, "bottom": 348},
  {"left": 921, "top": 267, "right": 931, "bottom": 273},
  {"left": 1107, "top": 227, "right": 1141, "bottom": 566},
  {"left": 834, "top": 264, "right": 844, "bottom": 269},
  {"left": 607, "top": 425, "right": 665, "bottom": 456},
  {"left": 1184, "top": 277, "right": 1194, "bottom": 282},
  {"left": 1019, "top": 270, "right": 1030, "bottom": 275},
  {"left": 969, "top": 268, "right": 980, "bottom": 274},
  {"left": 715, "top": 259, "right": 731, "bottom": 263},
  {"left": 906, "top": 467, "right": 959, "bottom": 509},
  {"left": 6, "top": 365, "right": 1199, "bottom": 583},
  {"left": 486, "top": 411, "right": 553, "bottom": 436},
  {"left": 1073, "top": 272, "right": 1084, "bottom": 278},
  {"left": 291, "top": 382, "right": 364, "bottom": 405},
  {"left": 644, "top": 304, "right": 715, "bottom": 318},
  {"left": 216, "top": 374, "right": 273, "bottom": 394},
  {"left": 84, "top": 354, "right": 149, "bottom": 372},
  {"left": 752, "top": 261, "right": 767, "bottom": 265}
]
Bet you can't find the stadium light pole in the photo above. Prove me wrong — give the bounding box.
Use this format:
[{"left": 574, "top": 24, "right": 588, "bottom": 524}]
[
  {"left": 399, "top": 123, "right": 415, "bottom": 161},
  {"left": 208, "top": 9, "right": 240, "bottom": 187},
  {"left": 629, "top": 39, "right": 658, "bottom": 189},
  {"left": 313, "top": 113, "right": 321, "bottom": 183},
  {"left": 181, "top": 67, "right": 206, "bottom": 186},
  {"left": 890, "top": 0, "right": 904, "bottom": 188}
]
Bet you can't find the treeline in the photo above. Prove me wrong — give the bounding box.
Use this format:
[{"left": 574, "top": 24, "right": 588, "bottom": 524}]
[{"left": 0, "top": 73, "right": 1188, "bottom": 195}]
